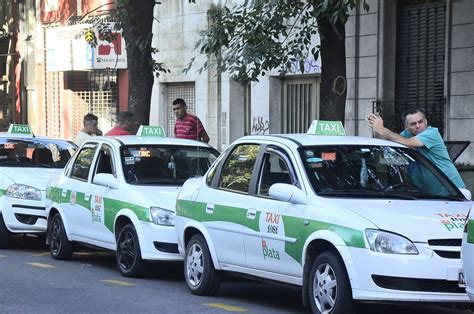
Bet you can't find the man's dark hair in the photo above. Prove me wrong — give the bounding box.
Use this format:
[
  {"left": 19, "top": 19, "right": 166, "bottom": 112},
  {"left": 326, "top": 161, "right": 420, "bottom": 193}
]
[
  {"left": 83, "top": 113, "right": 98, "bottom": 125},
  {"left": 117, "top": 111, "right": 134, "bottom": 125},
  {"left": 401, "top": 108, "right": 426, "bottom": 125},
  {"left": 172, "top": 98, "right": 187, "bottom": 107}
]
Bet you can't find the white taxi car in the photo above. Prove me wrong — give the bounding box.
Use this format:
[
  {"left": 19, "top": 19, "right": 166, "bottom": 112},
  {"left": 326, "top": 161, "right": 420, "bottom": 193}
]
[
  {"left": 45, "top": 126, "right": 219, "bottom": 277},
  {"left": 0, "top": 124, "right": 76, "bottom": 248},
  {"left": 175, "top": 121, "right": 472, "bottom": 313},
  {"left": 462, "top": 208, "right": 474, "bottom": 300}
]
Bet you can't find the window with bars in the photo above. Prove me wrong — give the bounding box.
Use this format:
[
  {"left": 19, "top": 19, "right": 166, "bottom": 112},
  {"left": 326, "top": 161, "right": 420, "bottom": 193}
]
[
  {"left": 282, "top": 77, "right": 319, "bottom": 133},
  {"left": 164, "top": 82, "right": 196, "bottom": 137},
  {"left": 44, "top": 71, "right": 62, "bottom": 138},
  {"left": 0, "top": 81, "right": 8, "bottom": 131},
  {"left": 67, "top": 70, "right": 118, "bottom": 136},
  {"left": 395, "top": 0, "right": 446, "bottom": 134}
]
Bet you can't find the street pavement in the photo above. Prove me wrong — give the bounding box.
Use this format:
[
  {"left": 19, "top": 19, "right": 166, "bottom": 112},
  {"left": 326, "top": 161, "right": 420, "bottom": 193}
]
[{"left": 0, "top": 235, "right": 473, "bottom": 314}]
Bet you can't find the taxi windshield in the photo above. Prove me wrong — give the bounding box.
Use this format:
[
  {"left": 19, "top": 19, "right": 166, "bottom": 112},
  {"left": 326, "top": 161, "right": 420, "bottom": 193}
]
[
  {"left": 0, "top": 138, "right": 76, "bottom": 168},
  {"left": 300, "top": 145, "right": 464, "bottom": 200},
  {"left": 121, "top": 145, "right": 219, "bottom": 185}
]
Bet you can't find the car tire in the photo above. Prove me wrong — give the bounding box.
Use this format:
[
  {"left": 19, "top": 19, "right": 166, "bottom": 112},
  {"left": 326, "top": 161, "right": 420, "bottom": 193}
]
[
  {"left": 184, "top": 234, "right": 221, "bottom": 295},
  {"left": 49, "top": 213, "right": 73, "bottom": 260},
  {"left": 116, "top": 224, "right": 146, "bottom": 277},
  {"left": 0, "top": 214, "right": 12, "bottom": 249},
  {"left": 309, "top": 251, "right": 355, "bottom": 314}
]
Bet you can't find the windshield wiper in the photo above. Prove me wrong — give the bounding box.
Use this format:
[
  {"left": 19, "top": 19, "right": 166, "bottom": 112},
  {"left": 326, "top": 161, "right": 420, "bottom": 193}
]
[
  {"left": 0, "top": 161, "right": 36, "bottom": 167},
  {"left": 129, "top": 178, "right": 183, "bottom": 185},
  {"left": 31, "top": 162, "right": 53, "bottom": 168},
  {"left": 414, "top": 194, "right": 465, "bottom": 201},
  {"left": 318, "top": 189, "right": 418, "bottom": 200}
]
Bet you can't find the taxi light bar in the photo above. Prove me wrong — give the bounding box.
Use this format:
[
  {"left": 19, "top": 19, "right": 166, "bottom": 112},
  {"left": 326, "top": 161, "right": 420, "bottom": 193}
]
[
  {"left": 307, "top": 120, "right": 345, "bottom": 136},
  {"left": 137, "top": 125, "right": 166, "bottom": 137},
  {"left": 8, "top": 124, "right": 34, "bottom": 136}
]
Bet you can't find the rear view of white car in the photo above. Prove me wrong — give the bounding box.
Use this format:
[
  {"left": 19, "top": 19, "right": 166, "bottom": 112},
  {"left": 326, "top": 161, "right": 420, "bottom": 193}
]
[
  {"left": 0, "top": 124, "right": 76, "bottom": 248},
  {"left": 462, "top": 208, "right": 474, "bottom": 300}
]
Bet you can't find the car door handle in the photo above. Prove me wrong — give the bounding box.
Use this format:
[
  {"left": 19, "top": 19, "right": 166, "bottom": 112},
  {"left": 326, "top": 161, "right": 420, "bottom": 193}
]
[
  {"left": 247, "top": 209, "right": 256, "bottom": 220},
  {"left": 206, "top": 204, "right": 214, "bottom": 214},
  {"left": 84, "top": 193, "right": 91, "bottom": 201},
  {"left": 61, "top": 189, "right": 67, "bottom": 197}
]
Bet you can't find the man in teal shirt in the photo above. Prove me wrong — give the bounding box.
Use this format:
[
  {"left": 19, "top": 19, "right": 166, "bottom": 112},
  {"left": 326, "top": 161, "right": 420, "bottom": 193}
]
[{"left": 367, "top": 108, "right": 465, "bottom": 189}]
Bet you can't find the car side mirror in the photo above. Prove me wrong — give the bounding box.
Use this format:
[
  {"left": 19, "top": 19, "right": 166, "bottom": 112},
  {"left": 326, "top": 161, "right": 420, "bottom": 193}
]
[
  {"left": 93, "top": 173, "right": 119, "bottom": 189},
  {"left": 459, "top": 188, "right": 472, "bottom": 200},
  {"left": 269, "top": 183, "right": 306, "bottom": 205}
]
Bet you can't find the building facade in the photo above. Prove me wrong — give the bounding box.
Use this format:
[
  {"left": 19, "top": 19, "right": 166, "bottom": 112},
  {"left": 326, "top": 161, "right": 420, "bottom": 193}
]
[
  {"left": 150, "top": 0, "right": 321, "bottom": 151},
  {"left": 345, "top": 0, "right": 474, "bottom": 165},
  {"left": 151, "top": 0, "right": 473, "bottom": 167},
  {"left": 0, "top": 0, "right": 129, "bottom": 138}
]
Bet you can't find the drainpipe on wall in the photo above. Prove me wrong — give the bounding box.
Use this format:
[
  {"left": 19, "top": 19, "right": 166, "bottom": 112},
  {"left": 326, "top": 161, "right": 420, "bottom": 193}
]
[
  {"left": 354, "top": 3, "right": 360, "bottom": 135},
  {"left": 216, "top": 50, "right": 222, "bottom": 151},
  {"left": 444, "top": 0, "right": 452, "bottom": 140},
  {"left": 12, "top": 0, "right": 21, "bottom": 123}
]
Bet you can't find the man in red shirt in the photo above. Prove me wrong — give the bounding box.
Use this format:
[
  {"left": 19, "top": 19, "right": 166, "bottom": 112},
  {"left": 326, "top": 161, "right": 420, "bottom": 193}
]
[
  {"left": 173, "top": 98, "right": 210, "bottom": 143},
  {"left": 105, "top": 111, "right": 135, "bottom": 136}
]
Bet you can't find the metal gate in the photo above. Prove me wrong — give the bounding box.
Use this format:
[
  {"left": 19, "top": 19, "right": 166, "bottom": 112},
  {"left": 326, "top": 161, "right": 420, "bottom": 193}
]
[
  {"left": 44, "top": 71, "right": 63, "bottom": 138},
  {"left": 68, "top": 70, "right": 118, "bottom": 137},
  {"left": 395, "top": 0, "right": 446, "bottom": 133},
  {"left": 282, "top": 77, "right": 319, "bottom": 133},
  {"left": 164, "top": 82, "right": 195, "bottom": 137}
]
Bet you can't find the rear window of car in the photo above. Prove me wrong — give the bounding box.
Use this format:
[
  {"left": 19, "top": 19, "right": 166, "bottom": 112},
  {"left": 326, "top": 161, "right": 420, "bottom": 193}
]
[{"left": 0, "top": 138, "right": 77, "bottom": 168}]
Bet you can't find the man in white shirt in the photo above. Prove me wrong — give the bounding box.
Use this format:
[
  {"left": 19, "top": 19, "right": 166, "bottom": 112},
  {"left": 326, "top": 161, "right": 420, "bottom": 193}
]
[{"left": 76, "top": 113, "right": 102, "bottom": 146}]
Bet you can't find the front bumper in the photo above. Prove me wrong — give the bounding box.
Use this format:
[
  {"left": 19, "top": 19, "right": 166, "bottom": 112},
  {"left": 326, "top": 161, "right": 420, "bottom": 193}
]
[
  {"left": 1, "top": 195, "right": 47, "bottom": 233},
  {"left": 346, "top": 244, "right": 470, "bottom": 302},
  {"left": 136, "top": 220, "right": 182, "bottom": 262}
]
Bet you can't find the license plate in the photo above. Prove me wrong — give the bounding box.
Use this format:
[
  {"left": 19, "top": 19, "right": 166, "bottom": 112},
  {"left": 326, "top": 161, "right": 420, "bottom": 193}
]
[{"left": 459, "top": 271, "right": 466, "bottom": 288}]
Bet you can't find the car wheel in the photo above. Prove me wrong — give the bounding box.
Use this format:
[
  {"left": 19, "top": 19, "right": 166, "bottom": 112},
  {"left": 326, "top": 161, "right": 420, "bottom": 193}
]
[
  {"left": 49, "top": 213, "right": 73, "bottom": 260},
  {"left": 309, "top": 251, "right": 354, "bottom": 314},
  {"left": 116, "top": 224, "right": 146, "bottom": 277},
  {"left": 0, "top": 214, "right": 12, "bottom": 249},
  {"left": 184, "top": 234, "right": 221, "bottom": 295}
]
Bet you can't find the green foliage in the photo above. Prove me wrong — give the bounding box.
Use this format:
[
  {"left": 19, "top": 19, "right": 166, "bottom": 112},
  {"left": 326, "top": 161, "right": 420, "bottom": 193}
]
[
  {"left": 220, "top": 145, "right": 260, "bottom": 192},
  {"left": 185, "top": 0, "right": 368, "bottom": 81}
]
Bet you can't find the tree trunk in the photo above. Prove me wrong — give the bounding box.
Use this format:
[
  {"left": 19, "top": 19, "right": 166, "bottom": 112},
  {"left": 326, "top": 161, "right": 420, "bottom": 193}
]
[
  {"left": 317, "top": 18, "right": 347, "bottom": 123},
  {"left": 121, "top": 0, "right": 154, "bottom": 126}
]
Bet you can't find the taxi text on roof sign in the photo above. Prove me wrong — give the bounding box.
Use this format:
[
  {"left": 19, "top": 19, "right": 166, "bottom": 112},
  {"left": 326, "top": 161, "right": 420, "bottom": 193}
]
[
  {"left": 307, "top": 120, "right": 346, "bottom": 136},
  {"left": 137, "top": 125, "right": 166, "bottom": 137},
  {"left": 8, "top": 124, "right": 33, "bottom": 135}
]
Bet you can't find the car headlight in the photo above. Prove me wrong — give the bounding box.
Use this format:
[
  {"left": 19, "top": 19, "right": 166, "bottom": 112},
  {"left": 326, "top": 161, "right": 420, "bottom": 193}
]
[
  {"left": 150, "top": 207, "right": 175, "bottom": 226},
  {"left": 365, "top": 229, "right": 418, "bottom": 255},
  {"left": 6, "top": 184, "right": 42, "bottom": 201}
]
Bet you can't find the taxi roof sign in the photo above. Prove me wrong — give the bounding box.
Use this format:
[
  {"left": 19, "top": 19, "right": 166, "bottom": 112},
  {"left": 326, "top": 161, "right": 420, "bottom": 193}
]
[
  {"left": 137, "top": 125, "right": 166, "bottom": 137},
  {"left": 8, "top": 124, "right": 34, "bottom": 136},
  {"left": 307, "top": 120, "right": 346, "bottom": 136}
]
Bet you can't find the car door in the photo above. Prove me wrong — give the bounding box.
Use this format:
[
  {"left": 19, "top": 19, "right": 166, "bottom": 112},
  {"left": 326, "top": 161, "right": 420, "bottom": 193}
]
[
  {"left": 200, "top": 143, "right": 261, "bottom": 267},
  {"left": 61, "top": 143, "right": 98, "bottom": 239},
  {"left": 88, "top": 144, "right": 118, "bottom": 246},
  {"left": 244, "top": 146, "right": 305, "bottom": 277}
]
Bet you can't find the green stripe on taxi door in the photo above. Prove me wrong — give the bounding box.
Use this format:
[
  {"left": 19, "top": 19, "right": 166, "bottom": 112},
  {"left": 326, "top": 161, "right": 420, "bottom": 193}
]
[
  {"left": 468, "top": 220, "right": 474, "bottom": 244},
  {"left": 176, "top": 199, "right": 366, "bottom": 265},
  {"left": 47, "top": 187, "right": 149, "bottom": 233}
]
